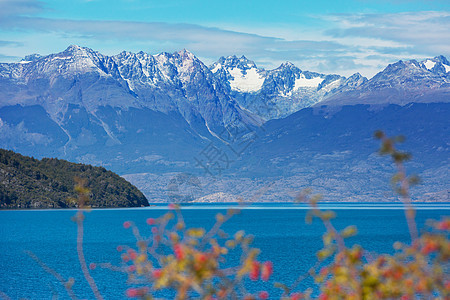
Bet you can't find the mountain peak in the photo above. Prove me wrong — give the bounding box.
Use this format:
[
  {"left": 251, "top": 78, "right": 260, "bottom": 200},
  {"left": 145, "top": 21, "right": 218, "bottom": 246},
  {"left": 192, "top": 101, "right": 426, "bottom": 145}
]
[
  {"left": 212, "top": 55, "right": 258, "bottom": 70},
  {"left": 420, "top": 55, "right": 450, "bottom": 74},
  {"left": 275, "top": 61, "right": 301, "bottom": 73},
  {"left": 60, "top": 45, "right": 99, "bottom": 59},
  {"left": 280, "top": 61, "right": 294, "bottom": 67},
  {"left": 21, "top": 54, "right": 42, "bottom": 63},
  {"left": 64, "top": 44, "right": 84, "bottom": 53},
  {"left": 347, "top": 72, "right": 364, "bottom": 80},
  {"left": 177, "top": 48, "right": 195, "bottom": 58},
  {"left": 433, "top": 55, "right": 449, "bottom": 65}
]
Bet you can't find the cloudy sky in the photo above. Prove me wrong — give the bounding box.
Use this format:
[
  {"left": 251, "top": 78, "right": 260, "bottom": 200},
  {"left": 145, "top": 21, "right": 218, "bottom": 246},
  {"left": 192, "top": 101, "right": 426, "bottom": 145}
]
[{"left": 0, "top": 0, "right": 449, "bottom": 77}]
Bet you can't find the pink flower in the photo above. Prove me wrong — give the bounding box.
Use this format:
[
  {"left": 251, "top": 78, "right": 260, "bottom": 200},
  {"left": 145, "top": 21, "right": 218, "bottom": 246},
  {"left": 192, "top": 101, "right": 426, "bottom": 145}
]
[
  {"left": 116, "top": 246, "right": 123, "bottom": 252},
  {"left": 151, "top": 227, "right": 158, "bottom": 234},
  {"left": 123, "top": 221, "right": 131, "bottom": 229},
  {"left": 89, "top": 263, "right": 96, "bottom": 270},
  {"left": 146, "top": 218, "right": 155, "bottom": 225}
]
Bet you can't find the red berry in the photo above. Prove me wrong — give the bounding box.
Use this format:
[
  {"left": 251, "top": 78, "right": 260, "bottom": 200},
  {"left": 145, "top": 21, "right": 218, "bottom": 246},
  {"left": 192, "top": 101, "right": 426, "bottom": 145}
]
[
  {"left": 258, "top": 291, "right": 269, "bottom": 299},
  {"left": 146, "top": 218, "right": 155, "bottom": 225},
  {"left": 318, "top": 293, "right": 329, "bottom": 300},
  {"left": 174, "top": 244, "right": 184, "bottom": 260},
  {"left": 198, "top": 253, "right": 207, "bottom": 263},
  {"left": 152, "top": 269, "right": 162, "bottom": 278},
  {"left": 437, "top": 220, "right": 450, "bottom": 230},
  {"left": 291, "top": 293, "right": 302, "bottom": 300},
  {"left": 128, "top": 249, "right": 138, "bottom": 260},
  {"left": 249, "top": 261, "right": 260, "bottom": 281},
  {"left": 89, "top": 263, "right": 96, "bottom": 270},
  {"left": 128, "top": 265, "right": 136, "bottom": 272},
  {"left": 126, "top": 288, "right": 139, "bottom": 298},
  {"left": 261, "top": 261, "right": 273, "bottom": 281},
  {"left": 123, "top": 221, "right": 131, "bottom": 229}
]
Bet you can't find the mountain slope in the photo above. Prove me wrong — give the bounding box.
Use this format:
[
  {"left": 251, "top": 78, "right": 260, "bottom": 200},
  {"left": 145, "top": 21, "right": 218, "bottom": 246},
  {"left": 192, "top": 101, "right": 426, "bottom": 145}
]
[
  {"left": 0, "top": 148, "right": 149, "bottom": 208},
  {"left": 0, "top": 46, "right": 264, "bottom": 172},
  {"left": 209, "top": 56, "right": 367, "bottom": 119},
  {"left": 0, "top": 47, "right": 448, "bottom": 203},
  {"left": 321, "top": 56, "right": 450, "bottom": 106}
]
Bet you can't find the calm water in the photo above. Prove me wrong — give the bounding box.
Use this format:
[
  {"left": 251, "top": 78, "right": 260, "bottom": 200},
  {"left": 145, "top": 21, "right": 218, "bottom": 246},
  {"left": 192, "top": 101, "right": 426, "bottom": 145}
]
[{"left": 0, "top": 203, "right": 448, "bottom": 299}]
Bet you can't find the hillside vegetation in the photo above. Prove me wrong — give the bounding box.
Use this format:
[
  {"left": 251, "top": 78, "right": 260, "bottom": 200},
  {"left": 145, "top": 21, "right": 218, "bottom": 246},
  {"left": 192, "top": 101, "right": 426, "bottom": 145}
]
[{"left": 0, "top": 149, "right": 148, "bottom": 208}]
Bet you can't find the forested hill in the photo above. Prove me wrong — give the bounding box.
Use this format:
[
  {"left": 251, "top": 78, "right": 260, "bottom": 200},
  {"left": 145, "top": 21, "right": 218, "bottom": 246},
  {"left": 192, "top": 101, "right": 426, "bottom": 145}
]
[{"left": 0, "top": 149, "right": 149, "bottom": 209}]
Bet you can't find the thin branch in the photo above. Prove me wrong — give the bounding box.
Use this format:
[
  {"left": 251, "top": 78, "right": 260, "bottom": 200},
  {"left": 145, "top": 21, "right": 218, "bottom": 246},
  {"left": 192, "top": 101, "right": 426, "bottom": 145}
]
[
  {"left": 395, "top": 161, "right": 419, "bottom": 242},
  {"left": 76, "top": 211, "right": 104, "bottom": 300},
  {"left": 0, "top": 290, "right": 11, "bottom": 300},
  {"left": 26, "top": 251, "right": 79, "bottom": 300}
]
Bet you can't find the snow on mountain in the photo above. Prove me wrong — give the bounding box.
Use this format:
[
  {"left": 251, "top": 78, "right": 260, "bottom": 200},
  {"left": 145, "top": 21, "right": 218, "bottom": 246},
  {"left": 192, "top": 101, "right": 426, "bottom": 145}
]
[
  {"left": 0, "top": 46, "right": 261, "bottom": 136},
  {"left": 0, "top": 46, "right": 268, "bottom": 172},
  {"left": 420, "top": 55, "right": 450, "bottom": 75},
  {"left": 319, "top": 56, "right": 450, "bottom": 106},
  {"left": 424, "top": 60, "right": 436, "bottom": 70},
  {"left": 209, "top": 58, "right": 367, "bottom": 119},
  {"left": 228, "top": 68, "right": 265, "bottom": 93},
  {"left": 210, "top": 55, "right": 265, "bottom": 93},
  {"left": 0, "top": 48, "right": 449, "bottom": 202},
  {"left": 294, "top": 73, "right": 324, "bottom": 88}
]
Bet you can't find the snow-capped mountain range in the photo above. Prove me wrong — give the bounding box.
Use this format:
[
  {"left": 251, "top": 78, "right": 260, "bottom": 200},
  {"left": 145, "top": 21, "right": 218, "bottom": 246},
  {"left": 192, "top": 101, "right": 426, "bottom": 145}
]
[
  {"left": 3, "top": 45, "right": 259, "bottom": 138},
  {"left": 321, "top": 55, "right": 450, "bottom": 106},
  {"left": 2, "top": 45, "right": 449, "bottom": 125},
  {"left": 210, "top": 55, "right": 368, "bottom": 118},
  {"left": 0, "top": 46, "right": 448, "bottom": 202}
]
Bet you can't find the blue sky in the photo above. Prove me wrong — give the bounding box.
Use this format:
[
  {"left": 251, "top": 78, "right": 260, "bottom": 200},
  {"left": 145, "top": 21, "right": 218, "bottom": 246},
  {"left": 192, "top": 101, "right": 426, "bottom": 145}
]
[{"left": 0, "top": 0, "right": 449, "bottom": 77}]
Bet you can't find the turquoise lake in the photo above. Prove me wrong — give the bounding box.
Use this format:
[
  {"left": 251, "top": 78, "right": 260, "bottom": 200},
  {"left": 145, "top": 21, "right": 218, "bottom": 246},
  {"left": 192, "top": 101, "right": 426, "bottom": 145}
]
[{"left": 0, "top": 203, "right": 448, "bottom": 299}]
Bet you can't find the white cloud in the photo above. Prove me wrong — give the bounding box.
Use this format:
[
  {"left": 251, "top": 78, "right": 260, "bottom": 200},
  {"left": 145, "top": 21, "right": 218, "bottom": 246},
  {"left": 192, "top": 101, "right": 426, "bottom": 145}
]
[
  {"left": 324, "top": 11, "right": 450, "bottom": 56},
  {"left": 0, "top": 1, "right": 449, "bottom": 78}
]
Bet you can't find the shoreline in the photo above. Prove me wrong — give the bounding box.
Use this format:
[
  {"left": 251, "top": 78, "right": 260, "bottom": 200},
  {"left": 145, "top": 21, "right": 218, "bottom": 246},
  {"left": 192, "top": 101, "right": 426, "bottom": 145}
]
[{"left": 1, "top": 202, "right": 449, "bottom": 211}]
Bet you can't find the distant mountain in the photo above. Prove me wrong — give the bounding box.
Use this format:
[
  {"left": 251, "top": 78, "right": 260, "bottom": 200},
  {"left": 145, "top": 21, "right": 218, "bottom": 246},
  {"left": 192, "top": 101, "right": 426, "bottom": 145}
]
[
  {"left": 0, "top": 148, "right": 148, "bottom": 209},
  {"left": 222, "top": 56, "right": 450, "bottom": 202},
  {"left": 0, "top": 46, "right": 448, "bottom": 203},
  {"left": 320, "top": 56, "right": 450, "bottom": 106},
  {"left": 0, "top": 45, "right": 263, "bottom": 173},
  {"left": 210, "top": 56, "right": 367, "bottom": 119},
  {"left": 0, "top": 45, "right": 369, "bottom": 173}
]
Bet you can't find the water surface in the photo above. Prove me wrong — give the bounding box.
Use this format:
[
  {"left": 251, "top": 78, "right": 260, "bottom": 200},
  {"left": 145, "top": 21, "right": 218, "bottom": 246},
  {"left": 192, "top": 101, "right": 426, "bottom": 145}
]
[{"left": 0, "top": 203, "right": 448, "bottom": 299}]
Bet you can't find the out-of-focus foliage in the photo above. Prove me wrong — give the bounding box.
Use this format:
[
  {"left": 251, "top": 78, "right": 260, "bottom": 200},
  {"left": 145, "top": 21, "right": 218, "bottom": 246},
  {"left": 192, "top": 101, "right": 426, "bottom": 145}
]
[
  {"left": 115, "top": 206, "right": 274, "bottom": 299},
  {"left": 286, "top": 203, "right": 449, "bottom": 300}
]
